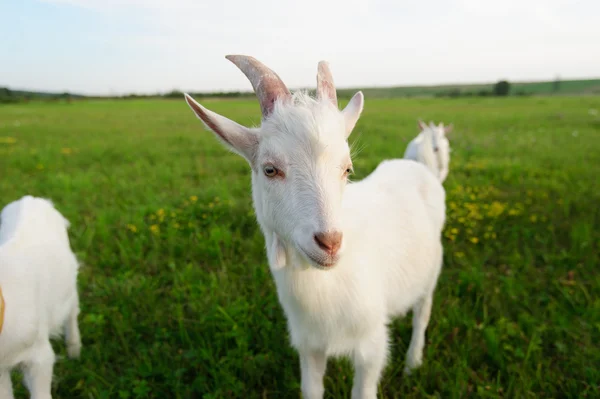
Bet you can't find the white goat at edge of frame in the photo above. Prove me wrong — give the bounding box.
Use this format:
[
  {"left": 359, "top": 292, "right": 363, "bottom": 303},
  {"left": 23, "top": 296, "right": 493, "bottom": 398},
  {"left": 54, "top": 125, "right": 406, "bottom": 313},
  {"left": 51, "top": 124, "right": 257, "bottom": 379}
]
[
  {"left": 0, "top": 195, "right": 82, "bottom": 399},
  {"left": 183, "top": 55, "right": 446, "bottom": 399},
  {"left": 404, "top": 120, "right": 453, "bottom": 183}
]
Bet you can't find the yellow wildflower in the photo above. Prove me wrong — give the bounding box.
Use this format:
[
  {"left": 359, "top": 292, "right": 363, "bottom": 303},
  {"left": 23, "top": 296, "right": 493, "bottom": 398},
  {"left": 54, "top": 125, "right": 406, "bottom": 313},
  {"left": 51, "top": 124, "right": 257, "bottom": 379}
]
[
  {"left": 487, "top": 201, "right": 506, "bottom": 218},
  {"left": 190, "top": 195, "right": 198, "bottom": 202},
  {"left": 0, "top": 137, "right": 17, "bottom": 144},
  {"left": 126, "top": 224, "right": 137, "bottom": 233},
  {"left": 530, "top": 215, "right": 538, "bottom": 223},
  {"left": 61, "top": 148, "right": 73, "bottom": 155},
  {"left": 150, "top": 224, "right": 160, "bottom": 234},
  {"left": 470, "top": 237, "right": 479, "bottom": 244}
]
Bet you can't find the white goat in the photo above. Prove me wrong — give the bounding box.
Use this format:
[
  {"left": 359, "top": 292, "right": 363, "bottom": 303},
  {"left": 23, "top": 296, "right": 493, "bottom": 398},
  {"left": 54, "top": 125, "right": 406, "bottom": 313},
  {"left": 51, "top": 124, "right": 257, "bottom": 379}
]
[
  {"left": 404, "top": 120, "right": 452, "bottom": 183},
  {"left": 184, "top": 55, "right": 445, "bottom": 399},
  {"left": 0, "top": 196, "right": 81, "bottom": 399}
]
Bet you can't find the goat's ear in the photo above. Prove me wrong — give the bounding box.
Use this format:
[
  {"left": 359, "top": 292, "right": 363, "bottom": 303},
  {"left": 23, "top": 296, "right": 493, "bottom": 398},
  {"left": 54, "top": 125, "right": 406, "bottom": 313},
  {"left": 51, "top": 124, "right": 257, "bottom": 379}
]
[
  {"left": 184, "top": 93, "right": 259, "bottom": 164},
  {"left": 418, "top": 120, "right": 427, "bottom": 131},
  {"left": 444, "top": 123, "right": 453, "bottom": 135},
  {"left": 341, "top": 91, "right": 364, "bottom": 138}
]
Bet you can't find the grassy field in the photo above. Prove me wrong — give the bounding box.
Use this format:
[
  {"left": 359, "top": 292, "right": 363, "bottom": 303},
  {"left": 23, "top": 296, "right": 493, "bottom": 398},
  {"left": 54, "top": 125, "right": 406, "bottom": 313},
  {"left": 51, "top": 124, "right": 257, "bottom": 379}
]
[{"left": 0, "top": 95, "right": 599, "bottom": 398}]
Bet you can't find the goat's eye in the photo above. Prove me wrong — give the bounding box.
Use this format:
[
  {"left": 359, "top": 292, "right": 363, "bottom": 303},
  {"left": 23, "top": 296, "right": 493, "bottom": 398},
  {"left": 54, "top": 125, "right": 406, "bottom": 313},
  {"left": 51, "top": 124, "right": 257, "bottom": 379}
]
[
  {"left": 263, "top": 165, "right": 278, "bottom": 177},
  {"left": 344, "top": 167, "right": 353, "bottom": 177}
]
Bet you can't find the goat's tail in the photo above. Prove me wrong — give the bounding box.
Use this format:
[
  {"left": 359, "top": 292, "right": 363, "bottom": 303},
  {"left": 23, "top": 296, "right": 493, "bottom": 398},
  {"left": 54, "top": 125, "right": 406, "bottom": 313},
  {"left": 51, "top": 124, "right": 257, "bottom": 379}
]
[{"left": 416, "top": 127, "right": 439, "bottom": 179}]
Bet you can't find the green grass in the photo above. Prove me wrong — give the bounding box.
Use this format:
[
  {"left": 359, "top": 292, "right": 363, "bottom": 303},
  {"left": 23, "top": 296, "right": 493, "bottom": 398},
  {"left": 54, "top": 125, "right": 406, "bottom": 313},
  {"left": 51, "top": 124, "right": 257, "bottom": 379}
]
[{"left": 0, "top": 96, "right": 599, "bottom": 398}]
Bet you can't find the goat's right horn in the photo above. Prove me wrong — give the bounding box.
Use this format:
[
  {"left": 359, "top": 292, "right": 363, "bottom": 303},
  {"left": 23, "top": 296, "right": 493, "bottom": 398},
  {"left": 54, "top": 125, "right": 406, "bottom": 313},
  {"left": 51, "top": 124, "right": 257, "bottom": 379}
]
[
  {"left": 225, "top": 55, "right": 291, "bottom": 119},
  {"left": 316, "top": 61, "right": 338, "bottom": 108}
]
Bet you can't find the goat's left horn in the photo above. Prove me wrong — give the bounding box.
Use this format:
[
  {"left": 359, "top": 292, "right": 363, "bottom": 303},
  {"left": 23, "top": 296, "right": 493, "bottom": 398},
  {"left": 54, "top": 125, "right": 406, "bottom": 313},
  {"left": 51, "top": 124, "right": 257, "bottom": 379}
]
[{"left": 316, "top": 61, "right": 338, "bottom": 108}]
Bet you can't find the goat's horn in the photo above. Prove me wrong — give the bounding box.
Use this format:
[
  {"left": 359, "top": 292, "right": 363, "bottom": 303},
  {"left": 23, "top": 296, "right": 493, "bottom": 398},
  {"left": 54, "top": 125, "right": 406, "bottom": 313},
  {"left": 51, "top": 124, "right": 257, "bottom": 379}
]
[
  {"left": 316, "top": 61, "right": 338, "bottom": 107},
  {"left": 225, "top": 55, "right": 291, "bottom": 119}
]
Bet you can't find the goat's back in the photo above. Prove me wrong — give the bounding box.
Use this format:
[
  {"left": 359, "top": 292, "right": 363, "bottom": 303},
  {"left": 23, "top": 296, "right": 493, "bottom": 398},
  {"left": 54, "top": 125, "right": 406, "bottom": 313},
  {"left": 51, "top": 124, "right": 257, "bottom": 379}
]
[
  {"left": 342, "top": 159, "right": 445, "bottom": 317},
  {"left": 351, "top": 159, "right": 445, "bottom": 232},
  {"left": 0, "top": 196, "right": 79, "bottom": 367}
]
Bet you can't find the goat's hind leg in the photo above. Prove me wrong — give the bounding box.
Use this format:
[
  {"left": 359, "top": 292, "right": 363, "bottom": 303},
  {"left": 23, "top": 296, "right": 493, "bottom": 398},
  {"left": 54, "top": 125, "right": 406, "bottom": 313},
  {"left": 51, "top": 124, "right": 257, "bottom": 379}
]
[
  {"left": 404, "top": 291, "right": 434, "bottom": 375},
  {"left": 405, "top": 248, "right": 442, "bottom": 375},
  {"left": 64, "top": 295, "right": 81, "bottom": 359},
  {"left": 22, "top": 339, "right": 55, "bottom": 399}
]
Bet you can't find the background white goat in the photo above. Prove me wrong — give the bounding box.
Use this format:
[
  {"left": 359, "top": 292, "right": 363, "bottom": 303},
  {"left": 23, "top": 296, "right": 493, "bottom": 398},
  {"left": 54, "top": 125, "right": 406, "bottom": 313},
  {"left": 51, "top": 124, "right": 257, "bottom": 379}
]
[
  {"left": 0, "top": 195, "right": 81, "bottom": 399},
  {"left": 184, "top": 55, "right": 446, "bottom": 399},
  {"left": 404, "top": 120, "right": 452, "bottom": 183}
]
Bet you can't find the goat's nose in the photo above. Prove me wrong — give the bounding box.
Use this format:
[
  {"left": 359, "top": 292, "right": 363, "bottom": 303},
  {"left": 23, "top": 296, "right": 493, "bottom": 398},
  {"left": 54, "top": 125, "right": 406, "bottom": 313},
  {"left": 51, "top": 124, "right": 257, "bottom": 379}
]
[{"left": 314, "top": 231, "right": 343, "bottom": 256}]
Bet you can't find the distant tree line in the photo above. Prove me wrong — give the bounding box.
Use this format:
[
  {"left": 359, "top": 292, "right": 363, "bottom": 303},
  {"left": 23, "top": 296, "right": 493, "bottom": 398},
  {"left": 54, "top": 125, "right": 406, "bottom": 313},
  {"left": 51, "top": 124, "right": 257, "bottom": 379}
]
[
  {"left": 434, "top": 80, "right": 531, "bottom": 98},
  {"left": 1, "top": 77, "right": 571, "bottom": 105},
  {"left": 0, "top": 87, "right": 25, "bottom": 104},
  {"left": 0, "top": 87, "right": 78, "bottom": 104}
]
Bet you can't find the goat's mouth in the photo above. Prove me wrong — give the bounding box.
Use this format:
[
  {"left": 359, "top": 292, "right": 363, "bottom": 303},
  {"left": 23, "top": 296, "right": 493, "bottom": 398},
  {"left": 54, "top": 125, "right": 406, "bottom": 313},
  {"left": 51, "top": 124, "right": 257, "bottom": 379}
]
[{"left": 299, "top": 248, "right": 339, "bottom": 270}]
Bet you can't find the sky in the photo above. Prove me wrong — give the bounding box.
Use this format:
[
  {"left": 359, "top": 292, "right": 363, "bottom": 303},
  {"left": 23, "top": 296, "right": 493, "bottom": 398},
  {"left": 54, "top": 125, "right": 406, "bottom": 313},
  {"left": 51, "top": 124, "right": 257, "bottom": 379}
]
[{"left": 1, "top": 0, "right": 599, "bottom": 96}]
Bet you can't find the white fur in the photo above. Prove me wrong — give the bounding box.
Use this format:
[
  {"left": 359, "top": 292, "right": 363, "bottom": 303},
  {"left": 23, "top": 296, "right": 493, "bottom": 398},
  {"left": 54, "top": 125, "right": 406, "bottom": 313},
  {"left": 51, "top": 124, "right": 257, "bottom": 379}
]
[
  {"left": 0, "top": 196, "right": 81, "bottom": 399},
  {"left": 404, "top": 121, "right": 452, "bottom": 183},
  {"left": 185, "top": 69, "right": 446, "bottom": 398}
]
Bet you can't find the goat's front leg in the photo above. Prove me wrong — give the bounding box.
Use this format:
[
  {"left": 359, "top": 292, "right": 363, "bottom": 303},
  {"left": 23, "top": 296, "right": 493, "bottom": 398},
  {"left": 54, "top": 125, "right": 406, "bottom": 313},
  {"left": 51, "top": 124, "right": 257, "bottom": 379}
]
[
  {"left": 299, "top": 349, "right": 327, "bottom": 399},
  {"left": 22, "top": 340, "right": 55, "bottom": 399},
  {"left": 0, "top": 369, "right": 15, "bottom": 399},
  {"left": 351, "top": 325, "right": 388, "bottom": 399}
]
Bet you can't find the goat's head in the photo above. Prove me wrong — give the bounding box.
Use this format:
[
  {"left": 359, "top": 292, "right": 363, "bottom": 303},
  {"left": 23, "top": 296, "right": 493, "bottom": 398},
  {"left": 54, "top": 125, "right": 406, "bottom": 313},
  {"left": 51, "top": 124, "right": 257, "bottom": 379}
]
[
  {"left": 418, "top": 120, "right": 452, "bottom": 177},
  {"left": 184, "top": 55, "right": 364, "bottom": 270},
  {"left": 433, "top": 122, "right": 452, "bottom": 169},
  {"left": 418, "top": 120, "right": 452, "bottom": 153}
]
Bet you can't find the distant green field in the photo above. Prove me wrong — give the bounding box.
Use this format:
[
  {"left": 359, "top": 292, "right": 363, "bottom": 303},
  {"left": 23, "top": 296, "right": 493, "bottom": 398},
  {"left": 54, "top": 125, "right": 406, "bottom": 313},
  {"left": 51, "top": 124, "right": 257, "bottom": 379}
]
[{"left": 0, "top": 96, "right": 599, "bottom": 398}]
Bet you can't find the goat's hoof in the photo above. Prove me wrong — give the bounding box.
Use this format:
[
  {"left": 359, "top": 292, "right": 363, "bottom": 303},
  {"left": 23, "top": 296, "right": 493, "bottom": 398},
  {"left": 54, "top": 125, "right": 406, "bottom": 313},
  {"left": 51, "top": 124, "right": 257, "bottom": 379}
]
[
  {"left": 67, "top": 342, "right": 81, "bottom": 359},
  {"left": 403, "top": 361, "right": 422, "bottom": 376}
]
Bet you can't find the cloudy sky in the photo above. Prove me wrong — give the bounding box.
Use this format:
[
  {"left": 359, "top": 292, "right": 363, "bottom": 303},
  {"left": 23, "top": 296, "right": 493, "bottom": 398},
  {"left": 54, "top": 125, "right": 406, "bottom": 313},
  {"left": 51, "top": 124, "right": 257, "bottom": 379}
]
[{"left": 1, "top": 0, "right": 599, "bottom": 95}]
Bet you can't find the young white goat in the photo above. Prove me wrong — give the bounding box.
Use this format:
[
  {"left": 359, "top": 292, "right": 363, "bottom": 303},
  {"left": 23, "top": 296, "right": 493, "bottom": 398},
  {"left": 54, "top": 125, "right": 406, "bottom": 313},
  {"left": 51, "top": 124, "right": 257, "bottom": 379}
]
[
  {"left": 184, "top": 56, "right": 446, "bottom": 399},
  {"left": 404, "top": 120, "right": 452, "bottom": 183},
  {"left": 0, "top": 195, "right": 81, "bottom": 399}
]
